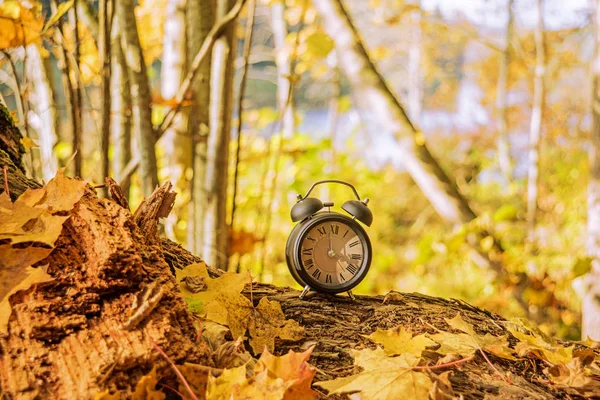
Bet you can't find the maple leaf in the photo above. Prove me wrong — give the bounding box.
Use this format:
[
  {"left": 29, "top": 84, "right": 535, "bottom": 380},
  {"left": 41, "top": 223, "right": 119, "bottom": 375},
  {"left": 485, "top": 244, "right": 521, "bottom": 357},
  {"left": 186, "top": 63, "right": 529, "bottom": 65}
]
[
  {"left": 249, "top": 297, "right": 304, "bottom": 354},
  {"left": 255, "top": 347, "right": 318, "bottom": 400},
  {"left": 178, "top": 264, "right": 304, "bottom": 353},
  {"left": 131, "top": 367, "right": 166, "bottom": 400},
  {"left": 316, "top": 348, "right": 431, "bottom": 400},
  {"left": 507, "top": 324, "right": 573, "bottom": 365},
  {"left": 0, "top": 266, "right": 53, "bottom": 333},
  {"left": 367, "top": 326, "right": 437, "bottom": 357},
  {"left": 177, "top": 262, "right": 253, "bottom": 339},
  {"left": 429, "top": 314, "right": 515, "bottom": 360},
  {"left": 205, "top": 363, "right": 290, "bottom": 400},
  {"left": 544, "top": 357, "right": 600, "bottom": 397}
]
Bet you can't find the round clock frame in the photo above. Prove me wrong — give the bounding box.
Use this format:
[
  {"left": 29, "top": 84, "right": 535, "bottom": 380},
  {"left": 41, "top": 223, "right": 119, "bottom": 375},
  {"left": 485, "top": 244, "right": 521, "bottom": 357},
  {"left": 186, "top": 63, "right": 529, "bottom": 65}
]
[{"left": 285, "top": 180, "right": 373, "bottom": 298}]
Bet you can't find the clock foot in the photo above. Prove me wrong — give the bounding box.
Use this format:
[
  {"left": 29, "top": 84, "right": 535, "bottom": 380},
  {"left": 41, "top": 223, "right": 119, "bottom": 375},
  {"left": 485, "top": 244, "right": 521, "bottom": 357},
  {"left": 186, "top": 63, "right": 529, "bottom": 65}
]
[
  {"left": 347, "top": 290, "right": 356, "bottom": 301},
  {"left": 299, "top": 285, "right": 311, "bottom": 299}
]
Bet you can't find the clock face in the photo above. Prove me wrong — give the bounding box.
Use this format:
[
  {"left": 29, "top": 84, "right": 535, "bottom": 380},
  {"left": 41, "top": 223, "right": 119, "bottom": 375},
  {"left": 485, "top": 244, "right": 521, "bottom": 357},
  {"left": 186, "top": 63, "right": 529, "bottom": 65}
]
[{"left": 296, "top": 217, "right": 369, "bottom": 291}]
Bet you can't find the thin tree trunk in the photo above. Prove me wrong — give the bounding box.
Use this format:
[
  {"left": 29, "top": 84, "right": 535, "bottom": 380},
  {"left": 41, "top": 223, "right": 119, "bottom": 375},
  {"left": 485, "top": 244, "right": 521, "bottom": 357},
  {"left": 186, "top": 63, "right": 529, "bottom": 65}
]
[
  {"left": 203, "top": 0, "right": 236, "bottom": 269},
  {"left": 25, "top": 45, "right": 58, "bottom": 181},
  {"left": 161, "top": 0, "right": 190, "bottom": 240},
  {"left": 526, "top": 0, "right": 545, "bottom": 246},
  {"left": 99, "top": 0, "right": 112, "bottom": 196},
  {"left": 111, "top": 34, "right": 132, "bottom": 199},
  {"left": 118, "top": 0, "right": 159, "bottom": 196},
  {"left": 69, "top": 1, "right": 83, "bottom": 177},
  {"left": 583, "top": 0, "right": 600, "bottom": 341},
  {"left": 186, "top": 0, "right": 214, "bottom": 255},
  {"left": 496, "top": 0, "right": 515, "bottom": 183},
  {"left": 407, "top": 3, "right": 422, "bottom": 124},
  {"left": 271, "top": 0, "right": 294, "bottom": 139}
]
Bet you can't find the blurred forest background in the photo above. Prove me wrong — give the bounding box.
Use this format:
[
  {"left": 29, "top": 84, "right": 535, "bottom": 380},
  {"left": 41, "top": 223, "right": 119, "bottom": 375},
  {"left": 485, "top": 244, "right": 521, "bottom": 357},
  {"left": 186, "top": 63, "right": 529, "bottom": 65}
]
[{"left": 1, "top": 0, "right": 599, "bottom": 341}]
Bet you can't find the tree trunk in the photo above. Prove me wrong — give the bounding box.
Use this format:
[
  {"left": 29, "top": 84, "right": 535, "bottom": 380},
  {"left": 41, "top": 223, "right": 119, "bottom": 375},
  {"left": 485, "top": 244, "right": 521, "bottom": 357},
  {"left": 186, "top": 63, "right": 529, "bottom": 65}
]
[
  {"left": 69, "top": 2, "right": 84, "bottom": 177},
  {"left": 111, "top": 34, "right": 133, "bottom": 199},
  {"left": 25, "top": 45, "right": 58, "bottom": 182},
  {"left": 407, "top": 2, "right": 422, "bottom": 124},
  {"left": 0, "top": 105, "right": 596, "bottom": 399},
  {"left": 99, "top": 0, "right": 112, "bottom": 197},
  {"left": 271, "top": 0, "right": 295, "bottom": 139},
  {"left": 496, "top": 0, "right": 515, "bottom": 184},
  {"left": 202, "top": 0, "right": 235, "bottom": 269},
  {"left": 161, "top": 0, "right": 191, "bottom": 240},
  {"left": 187, "top": 0, "right": 214, "bottom": 255},
  {"left": 526, "top": 0, "right": 545, "bottom": 246},
  {"left": 583, "top": 0, "right": 600, "bottom": 341},
  {"left": 118, "top": 0, "right": 159, "bottom": 197}
]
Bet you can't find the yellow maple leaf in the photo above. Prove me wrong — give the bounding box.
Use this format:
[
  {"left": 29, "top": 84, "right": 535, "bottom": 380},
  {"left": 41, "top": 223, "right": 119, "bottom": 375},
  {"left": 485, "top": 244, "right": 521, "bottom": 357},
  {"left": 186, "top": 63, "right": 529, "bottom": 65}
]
[
  {"left": 316, "top": 348, "right": 431, "bottom": 400},
  {"left": 508, "top": 327, "right": 573, "bottom": 366},
  {"left": 255, "top": 347, "right": 318, "bottom": 400},
  {"left": 0, "top": 266, "right": 53, "bottom": 333},
  {"left": 367, "top": 326, "right": 437, "bottom": 357},
  {"left": 545, "top": 357, "right": 600, "bottom": 397},
  {"left": 249, "top": 297, "right": 304, "bottom": 354},
  {"left": 429, "top": 314, "right": 515, "bottom": 360}
]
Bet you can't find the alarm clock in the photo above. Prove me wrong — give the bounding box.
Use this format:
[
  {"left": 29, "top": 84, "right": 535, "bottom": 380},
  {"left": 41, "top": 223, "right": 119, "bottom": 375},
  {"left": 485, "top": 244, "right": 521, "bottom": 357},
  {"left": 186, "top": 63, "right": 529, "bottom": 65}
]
[{"left": 285, "top": 180, "right": 373, "bottom": 299}]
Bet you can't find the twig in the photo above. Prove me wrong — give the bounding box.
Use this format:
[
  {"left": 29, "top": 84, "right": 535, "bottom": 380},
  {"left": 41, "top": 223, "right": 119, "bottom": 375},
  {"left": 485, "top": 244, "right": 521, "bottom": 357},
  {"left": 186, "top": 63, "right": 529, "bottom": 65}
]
[
  {"left": 230, "top": 0, "right": 256, "bottom": 231},
  {"left": 159, "top": 384, "right": 187, "bottom": 400},
  {"left": 479, "top": 348, "right": 510, "bottom": 383},
  {"left": 151, "top": 341, "right": 199, "bottom": 400},
  {"left": 3, "top": 166, "right": 9, "bottom": 197},
  {"left": 411, "top": 355, "right": 474, "bottom": 370},
  {"left": 118, "top": 0, "right": 249, "bottom": 184}
]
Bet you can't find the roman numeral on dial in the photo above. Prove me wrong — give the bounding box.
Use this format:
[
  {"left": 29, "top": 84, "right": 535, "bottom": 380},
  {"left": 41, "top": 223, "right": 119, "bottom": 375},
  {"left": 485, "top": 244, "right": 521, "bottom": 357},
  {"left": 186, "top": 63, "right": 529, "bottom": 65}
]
[
  {"left": 312, "top": 269, "right": 322, "bottom": 280},
  {"left": 349, "top": 240, "right": 360, "bottom": 248},
  {"left": 325, "top": 274, "right": 332, "bottom": 284},
  {"left": 347, "top": 264, "right": 358, "bottom": 275},
  {"left": 339, "top": 273, "right": 346, "bottom": 282},
  {"left": 304, "top": 259, "right": 314, "bottom": 269},
  {"left": 351, "top": 254, "right": 362, "bottom": 260},
  {"left": 302, "top": 248, "right": 313, "bottom": 256},
  {"left": 330, "top": 224, "right": 339, "bottom": 235},
  {"left": 317, "top": 226, "right": 326, "bottom": 236}
]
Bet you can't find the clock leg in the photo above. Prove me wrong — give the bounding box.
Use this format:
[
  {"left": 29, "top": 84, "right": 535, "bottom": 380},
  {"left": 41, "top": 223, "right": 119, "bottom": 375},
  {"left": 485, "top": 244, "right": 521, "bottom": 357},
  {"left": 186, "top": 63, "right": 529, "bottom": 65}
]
[
  {"left": 299, "top": 285, "right": 311, "bottom": 300},
  {"left": 347, "top": 291, "right": 356, "bottom": 301}
]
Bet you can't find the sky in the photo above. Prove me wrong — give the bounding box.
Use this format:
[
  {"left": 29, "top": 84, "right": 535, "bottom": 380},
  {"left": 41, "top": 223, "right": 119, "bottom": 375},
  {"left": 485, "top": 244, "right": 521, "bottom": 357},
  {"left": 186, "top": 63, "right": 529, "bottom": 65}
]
[{"left": 423, "top": 0, "right": 592, "bottom": 30}]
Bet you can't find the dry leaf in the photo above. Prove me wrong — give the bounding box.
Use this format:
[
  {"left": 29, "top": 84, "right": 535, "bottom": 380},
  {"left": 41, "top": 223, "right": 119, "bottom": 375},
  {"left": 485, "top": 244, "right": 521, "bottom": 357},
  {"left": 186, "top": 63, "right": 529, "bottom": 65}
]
[
  {"left": 255, "top": 347, "right": 318, "bottom": 400},
  {"left": 94, "top": 390, "right": 120, "bottom": 400},
  {"left": 177, "top": 262, "right": 252, "bottom": 339},
  {"left": 508, "top": 329, "right": 574, "bottom": 366},
  {"left": 367, "top": 326, "right": 437, "bottom": 357},
  {"left": 316, "top": 348, "right": 431, "bottom": 400},
  {"left": 429, "top": 314, "right": 515, "bottom": 360},
  {"left": 544, "top": 357, "right": 600, "bottom": 397},
  {"left": 178, "top": 363, "right": 212, "bottom": 397},
  {"left": 214, "top": 337, "right": 252, "bottom": 369},
  {"left": 249, "top": 297, "right": 304, "bottom": 354},
  {"left": 20, "top": 136, "right": 38, "bottom": 152},
  {"left": 132, "top": 367, "right": 166, "bottom": 400},
  {"left": 0, "top": 266, "right": 53, "bottom": 333},
  {"left": 202, "top": 320, "right": 230, "bottom": 351}
]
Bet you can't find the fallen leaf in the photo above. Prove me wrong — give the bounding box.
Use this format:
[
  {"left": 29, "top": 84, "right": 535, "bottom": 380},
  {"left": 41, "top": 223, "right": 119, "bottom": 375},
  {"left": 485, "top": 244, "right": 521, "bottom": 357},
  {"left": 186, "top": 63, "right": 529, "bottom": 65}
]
[
  {"left": 367, "top": 326, "right": 437, "bottom": 357},
  {"left": 545, "top": 357, "right": 600, "bottom": 397},
  {"left": 429, "top": 314, "right": 515, "bottom": 360},
  {"left": 0, "top": 266, "right": 53, "bottom": 333},
  {"left": 94, "top": 389, "right": 120, "bottom": 400},
  {"left": 177, "top": 262, "right": 252, "bottom": 339},
  {"left": 316, "top": 348, "right": 431, "bottom": 400},
  {"left": 202, "top": 320, "right": 230, "bottom": 351},
  {"left": 249, "top": 297, "right": 304, "bottom": 354},
  {"left": 507, "top": 325, "right": 573, "bottom": 365},
  {"left": 206, "top": 363, "right": 290, "bottom": 400},
  {"left": 132, "top": 367, "right": 166, "bottom": 400},
  {"left": 214, "top": 337, "right": 252, "bottom": 369},
  {"left": 20, "top": 136, "right": 38, "bottom": 152},
  {"left": 35, "top": 170, "right": 87, "bottom": 213},
  {"left": 255, "top": 347, "right": 318, "bottom": 400},
  {"left": 178, "top": 363, "right": 212, "bottom": 397},
  {"left": 206, "top": 364, "right": 248, "bottom": 400}
]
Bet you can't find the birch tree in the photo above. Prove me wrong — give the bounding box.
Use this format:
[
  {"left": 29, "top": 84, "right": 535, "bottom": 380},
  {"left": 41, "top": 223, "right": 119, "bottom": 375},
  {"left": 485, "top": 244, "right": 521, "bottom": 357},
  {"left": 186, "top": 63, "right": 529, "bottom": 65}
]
[
  {"left": 203, "top": 0, "right": 236, "bottom": 269},
  {"left": 526, "top": 0, "right": 545, "bottom": 246},
  {"left": 271, "top": 0, "right": 294, "bottom": 139},
  {"left": 496, "top": 0, "right": 515, "bottom": 183},
  {"left": 117, "top": 0, "right": 158, "bottom": 196},
  {"left": 186, "top": 0, "right": 214, "bottom": 254}
]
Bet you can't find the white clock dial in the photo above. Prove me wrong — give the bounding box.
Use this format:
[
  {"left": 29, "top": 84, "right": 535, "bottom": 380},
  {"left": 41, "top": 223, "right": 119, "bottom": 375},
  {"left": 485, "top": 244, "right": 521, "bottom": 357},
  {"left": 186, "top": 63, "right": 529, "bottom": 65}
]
[{"left": 299, "top": 220, "right": 365, "bottom": 286}]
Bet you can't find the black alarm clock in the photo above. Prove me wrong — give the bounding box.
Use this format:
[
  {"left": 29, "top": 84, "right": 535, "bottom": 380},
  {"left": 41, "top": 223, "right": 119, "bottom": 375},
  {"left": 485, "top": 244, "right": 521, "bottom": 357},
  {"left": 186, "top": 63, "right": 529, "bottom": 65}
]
[{"left": 285, "top": 180, "right": 373, "bottom": 299}]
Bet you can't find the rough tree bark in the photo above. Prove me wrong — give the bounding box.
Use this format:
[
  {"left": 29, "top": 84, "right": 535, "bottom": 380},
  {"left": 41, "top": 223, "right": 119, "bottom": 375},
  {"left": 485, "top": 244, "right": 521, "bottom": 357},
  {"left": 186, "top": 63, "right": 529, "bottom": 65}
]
[
  {"left": 117, "top": 0, "right": 159, "bottom": 197},
  {"left": 526, "top": 0, "right": 545, "bottom": 246},
  {"left": 496, "top": 0, "right": 515, "bottom": 184},
  {"left": 0, "top": 104, "right": 595, "bottom": 399},
  {"left": 583, "top": 0, "right": 600, "bottom": 341},
  {"left": 203, "top": 0, "right": 236, "bottom": 269},
  {"left": 186, "top": 0, "right": 214, "bottom": 255}
]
